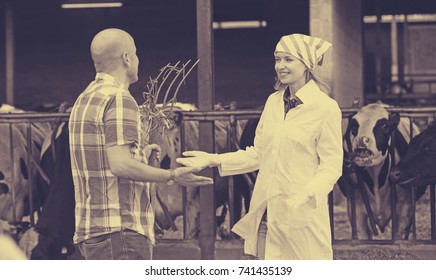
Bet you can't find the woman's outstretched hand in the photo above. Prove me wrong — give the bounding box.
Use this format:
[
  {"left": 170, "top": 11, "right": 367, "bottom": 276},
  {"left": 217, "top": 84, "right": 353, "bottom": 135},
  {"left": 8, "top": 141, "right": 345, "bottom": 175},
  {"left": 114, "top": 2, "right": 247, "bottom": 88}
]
[{"left": 176, "top": 151, "right": 221, "bottom": 169}]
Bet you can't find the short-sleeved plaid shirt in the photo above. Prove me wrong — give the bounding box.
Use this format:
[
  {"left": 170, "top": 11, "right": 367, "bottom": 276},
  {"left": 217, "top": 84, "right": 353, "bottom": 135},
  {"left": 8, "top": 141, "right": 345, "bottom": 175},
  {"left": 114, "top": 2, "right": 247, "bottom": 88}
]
[{"left": 69, "top": 73, "right": 155, "bottom": 245}]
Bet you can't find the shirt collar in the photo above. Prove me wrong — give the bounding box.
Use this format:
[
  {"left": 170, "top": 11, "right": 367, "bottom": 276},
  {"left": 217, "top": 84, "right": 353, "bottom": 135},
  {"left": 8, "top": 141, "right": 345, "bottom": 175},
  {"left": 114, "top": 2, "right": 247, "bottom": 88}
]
[{"left": 95, "top": 72, "right": 127, "bottom": 89}]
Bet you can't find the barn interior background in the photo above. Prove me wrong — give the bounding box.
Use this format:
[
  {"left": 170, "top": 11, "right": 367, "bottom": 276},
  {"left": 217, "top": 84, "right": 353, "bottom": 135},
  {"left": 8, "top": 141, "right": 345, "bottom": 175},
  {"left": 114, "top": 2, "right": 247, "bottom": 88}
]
[{"left": 1, "top": 0, "right": 436, "bottom": 260}]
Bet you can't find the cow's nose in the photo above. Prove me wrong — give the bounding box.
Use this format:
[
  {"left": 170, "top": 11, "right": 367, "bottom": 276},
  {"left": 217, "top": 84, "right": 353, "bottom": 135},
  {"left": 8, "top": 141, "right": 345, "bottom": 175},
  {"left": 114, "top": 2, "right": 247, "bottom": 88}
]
[
  {"left": 0, "top": 171, "right": 4, "bottom": 180},
  {"left": 357, "top": 136, "right": 370, "bottom": 147}
]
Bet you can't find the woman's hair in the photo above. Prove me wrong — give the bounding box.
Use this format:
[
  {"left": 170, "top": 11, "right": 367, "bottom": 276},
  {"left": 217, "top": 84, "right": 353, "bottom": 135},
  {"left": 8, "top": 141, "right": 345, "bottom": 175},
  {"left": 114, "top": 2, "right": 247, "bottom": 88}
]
[{"left": 273, "top": 69, "right": 331, "bottom": 95}]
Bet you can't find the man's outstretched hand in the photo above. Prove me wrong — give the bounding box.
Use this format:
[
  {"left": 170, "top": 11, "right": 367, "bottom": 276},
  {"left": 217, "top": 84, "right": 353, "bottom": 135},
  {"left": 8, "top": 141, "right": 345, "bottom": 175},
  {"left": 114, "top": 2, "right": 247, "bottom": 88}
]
[{"left": 173, "top": 166, "right": 213, "bottom": 186}]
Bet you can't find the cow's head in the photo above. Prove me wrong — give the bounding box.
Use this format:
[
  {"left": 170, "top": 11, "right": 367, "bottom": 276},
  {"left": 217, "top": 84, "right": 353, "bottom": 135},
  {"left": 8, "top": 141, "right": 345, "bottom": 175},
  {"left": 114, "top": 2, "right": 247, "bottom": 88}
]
[
  {"left": 346, "top": 103, "right": 400, "bottom": 167},
  {"left": 391, "top": 122, "right": 436, "bottom": 187}
]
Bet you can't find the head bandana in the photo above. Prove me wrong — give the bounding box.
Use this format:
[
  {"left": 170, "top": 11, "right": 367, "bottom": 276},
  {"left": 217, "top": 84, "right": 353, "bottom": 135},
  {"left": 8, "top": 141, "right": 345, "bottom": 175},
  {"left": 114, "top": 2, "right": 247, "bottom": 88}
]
[{"left": 275, "top": 34, "right": 332, "bottom": 70}]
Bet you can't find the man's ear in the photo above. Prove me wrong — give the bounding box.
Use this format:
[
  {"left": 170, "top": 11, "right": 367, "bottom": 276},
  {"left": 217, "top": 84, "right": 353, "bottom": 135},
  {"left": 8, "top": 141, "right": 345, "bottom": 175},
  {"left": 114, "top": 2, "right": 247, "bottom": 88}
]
[{"left": 122, "top": 52, "right": 130, "bottom": 65}]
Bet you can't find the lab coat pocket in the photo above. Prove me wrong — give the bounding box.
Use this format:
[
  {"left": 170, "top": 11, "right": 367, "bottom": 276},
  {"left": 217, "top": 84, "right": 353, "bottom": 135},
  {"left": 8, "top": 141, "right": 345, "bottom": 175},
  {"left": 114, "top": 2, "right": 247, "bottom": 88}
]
[{"left": 287, "top": 202, "right": 314, "bottom": 229}]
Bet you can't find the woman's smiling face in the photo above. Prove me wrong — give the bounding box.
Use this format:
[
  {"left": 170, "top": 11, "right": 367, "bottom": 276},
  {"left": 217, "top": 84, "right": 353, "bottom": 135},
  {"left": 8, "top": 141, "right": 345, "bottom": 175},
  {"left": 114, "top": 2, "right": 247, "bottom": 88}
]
[{"left": 274, "top": 51, "right": 307, "bottom": 88}]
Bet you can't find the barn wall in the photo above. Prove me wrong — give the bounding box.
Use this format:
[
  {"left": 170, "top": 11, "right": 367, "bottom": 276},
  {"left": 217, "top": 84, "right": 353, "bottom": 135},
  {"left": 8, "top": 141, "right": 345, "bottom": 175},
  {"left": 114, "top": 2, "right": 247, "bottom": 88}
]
[
  {"left": 310, "top": 0, "right": 364, "bottom": 108},
  {"left": 0, "top": 0, "right": 310, "bottom": 110}
]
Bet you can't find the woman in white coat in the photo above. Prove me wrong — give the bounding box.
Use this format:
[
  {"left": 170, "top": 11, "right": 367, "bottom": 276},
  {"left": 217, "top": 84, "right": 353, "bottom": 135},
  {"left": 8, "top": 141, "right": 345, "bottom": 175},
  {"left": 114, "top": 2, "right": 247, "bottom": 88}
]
[{"left": 177, "top": 34, "right": 343, "bottom": 260}]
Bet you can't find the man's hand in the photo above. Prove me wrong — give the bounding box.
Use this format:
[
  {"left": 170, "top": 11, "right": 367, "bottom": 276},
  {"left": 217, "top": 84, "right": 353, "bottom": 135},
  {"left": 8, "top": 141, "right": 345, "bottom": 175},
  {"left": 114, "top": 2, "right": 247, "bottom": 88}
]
[
  {"left": 173, "top": 166, "right": 213, "bottom": 187},
  {"left": 176, "top": 151, "right": 220, "bottom": 169}
]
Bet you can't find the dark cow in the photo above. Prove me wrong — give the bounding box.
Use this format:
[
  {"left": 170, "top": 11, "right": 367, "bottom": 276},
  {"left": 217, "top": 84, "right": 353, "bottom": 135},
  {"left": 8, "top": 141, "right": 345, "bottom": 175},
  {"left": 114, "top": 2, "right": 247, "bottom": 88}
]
[
  {"left": 27, "top": 122, "right": 76, "bottom": 259},
  {"left": 153, "top": 103, "right": 251, "bottom": 239},
  {"left": 391, "top": 122, "right": 436, "bottom": 187},
  {"left": 338, "top": 102, "right": 426, "bottom": 239}
]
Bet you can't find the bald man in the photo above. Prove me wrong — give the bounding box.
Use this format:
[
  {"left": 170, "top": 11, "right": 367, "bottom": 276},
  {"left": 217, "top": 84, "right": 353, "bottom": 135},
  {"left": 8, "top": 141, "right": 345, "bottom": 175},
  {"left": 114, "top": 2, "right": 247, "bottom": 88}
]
[{"left": 68, "top": 28, "right": 212, "bottom": 260}]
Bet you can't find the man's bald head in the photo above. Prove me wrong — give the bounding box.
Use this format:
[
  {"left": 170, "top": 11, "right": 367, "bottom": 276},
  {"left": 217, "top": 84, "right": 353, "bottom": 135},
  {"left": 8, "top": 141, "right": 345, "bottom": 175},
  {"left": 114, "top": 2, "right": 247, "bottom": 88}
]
[{"left": 90, "top": 28, "right": 135, "bottom": 73}]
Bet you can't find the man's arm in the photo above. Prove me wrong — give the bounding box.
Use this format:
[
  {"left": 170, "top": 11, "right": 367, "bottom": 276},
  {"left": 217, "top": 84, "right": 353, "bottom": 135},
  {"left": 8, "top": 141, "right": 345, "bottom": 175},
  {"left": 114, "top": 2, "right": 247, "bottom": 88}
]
[{"left": 106, "top": 144, "right": 213, "bottom": 186}]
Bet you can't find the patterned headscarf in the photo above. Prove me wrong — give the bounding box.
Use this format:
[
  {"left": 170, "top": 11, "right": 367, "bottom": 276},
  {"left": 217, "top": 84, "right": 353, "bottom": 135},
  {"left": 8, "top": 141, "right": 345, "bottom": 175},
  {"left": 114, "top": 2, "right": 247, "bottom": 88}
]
[{"left": 275, "top": 34, "right": 332, "bottom": 70}]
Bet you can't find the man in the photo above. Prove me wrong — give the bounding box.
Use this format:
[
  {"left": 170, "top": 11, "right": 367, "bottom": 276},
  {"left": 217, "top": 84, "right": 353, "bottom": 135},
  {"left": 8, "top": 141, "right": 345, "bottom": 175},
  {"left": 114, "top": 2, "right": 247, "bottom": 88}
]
[{"left": 69, "top": 28, "right": 212, "bottom": 260}]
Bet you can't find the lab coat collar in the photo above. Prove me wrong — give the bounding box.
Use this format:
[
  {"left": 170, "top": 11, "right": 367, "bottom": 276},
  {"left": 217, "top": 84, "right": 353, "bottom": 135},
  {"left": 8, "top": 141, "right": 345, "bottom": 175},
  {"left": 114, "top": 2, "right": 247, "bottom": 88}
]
[{"left": 294, "top": 79, "right": 322, "bottom": 105}]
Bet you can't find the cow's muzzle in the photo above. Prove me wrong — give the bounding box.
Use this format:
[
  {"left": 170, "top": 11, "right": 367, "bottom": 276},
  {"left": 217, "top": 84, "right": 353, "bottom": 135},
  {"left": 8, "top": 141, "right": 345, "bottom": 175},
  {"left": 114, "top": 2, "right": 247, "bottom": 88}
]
[{"left": 351, "top": 148, "right": 374, "bottom": 166}]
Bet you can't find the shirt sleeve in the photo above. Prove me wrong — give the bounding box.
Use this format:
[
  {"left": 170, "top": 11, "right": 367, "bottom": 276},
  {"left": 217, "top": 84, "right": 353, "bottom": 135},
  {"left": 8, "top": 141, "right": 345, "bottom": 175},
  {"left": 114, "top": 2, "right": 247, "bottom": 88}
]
[
  {"left": 306, "top": 104, "right": 343, "bottom": 207},
  {"left": 104, "top": 93, "right": 140, "bottom": 148}
]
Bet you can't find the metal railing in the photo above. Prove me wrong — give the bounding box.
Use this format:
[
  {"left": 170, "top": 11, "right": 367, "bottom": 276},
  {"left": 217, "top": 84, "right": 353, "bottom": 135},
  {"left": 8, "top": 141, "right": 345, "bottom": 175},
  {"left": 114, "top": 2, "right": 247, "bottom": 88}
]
[{"left": 1, "top": 107, "right": 435, "bottom": 246}]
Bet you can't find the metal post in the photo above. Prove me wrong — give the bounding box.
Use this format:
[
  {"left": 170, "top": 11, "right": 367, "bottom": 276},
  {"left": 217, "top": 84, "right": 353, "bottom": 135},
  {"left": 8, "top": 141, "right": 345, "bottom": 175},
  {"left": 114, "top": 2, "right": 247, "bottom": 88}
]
[
  {"left": 5, "top": 1, "right": 15, "bottom": 105},
  {"left": 227, "top": 102, "right": 237, "bottom": 237},
  {"left": 26, "top": 123, "right": 35, "bottom": 226},
  {"left": 431, "top": 185, "right": 436, "bottom": 241},
  {"left": 391, "top": 16, "right": 398, "bottom": 83},
  {"left": 9, "top": 124, "right": 17, "bottom": 223},
  {"left": 196, "top": 0, "right": 215, "bottom": 260},
  {"left": 375, "top": 4, "right": 382, "bottom": 97}
]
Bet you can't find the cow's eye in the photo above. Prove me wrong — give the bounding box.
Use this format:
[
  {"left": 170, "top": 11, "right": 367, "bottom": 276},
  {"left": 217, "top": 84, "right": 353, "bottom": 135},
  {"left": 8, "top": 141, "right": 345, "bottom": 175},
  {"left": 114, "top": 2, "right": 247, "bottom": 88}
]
[
  {"left": 381, "top": 123, "right": 389, "bottom": 133},
  {"left": 350, "top": 119, "right": 359, "bottom": 136}
]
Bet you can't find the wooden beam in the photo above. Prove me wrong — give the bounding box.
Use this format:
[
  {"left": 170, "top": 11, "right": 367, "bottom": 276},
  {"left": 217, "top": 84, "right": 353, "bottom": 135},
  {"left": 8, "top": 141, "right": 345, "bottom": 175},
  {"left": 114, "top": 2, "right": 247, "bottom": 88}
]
[
  {"left": 5, "top": 1, "right": 14, "bottom": 105},
  {"left": 196, "top": 0, "right": 216, "bottom": 260}
]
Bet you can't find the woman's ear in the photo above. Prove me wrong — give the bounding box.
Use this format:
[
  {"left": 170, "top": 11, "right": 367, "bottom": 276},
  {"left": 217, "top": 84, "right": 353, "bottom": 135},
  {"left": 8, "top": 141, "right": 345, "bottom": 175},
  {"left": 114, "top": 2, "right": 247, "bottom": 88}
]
[{"left": 306, "top": 69, "right": 311, "bottom": 82}]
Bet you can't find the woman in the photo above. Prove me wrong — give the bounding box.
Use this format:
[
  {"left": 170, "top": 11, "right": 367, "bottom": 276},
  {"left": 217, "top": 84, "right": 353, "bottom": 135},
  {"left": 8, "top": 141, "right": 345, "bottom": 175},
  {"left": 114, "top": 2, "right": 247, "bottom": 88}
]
[{"left": 177, "top": 34, "right": 343, "bottom": 260}]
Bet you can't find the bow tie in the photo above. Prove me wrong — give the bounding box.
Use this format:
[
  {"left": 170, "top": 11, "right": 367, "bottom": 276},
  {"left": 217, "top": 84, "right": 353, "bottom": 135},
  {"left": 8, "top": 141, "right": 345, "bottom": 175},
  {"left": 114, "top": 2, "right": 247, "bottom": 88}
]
[{"left": 284, "top": 98, "right": 299, "bottom": 114}]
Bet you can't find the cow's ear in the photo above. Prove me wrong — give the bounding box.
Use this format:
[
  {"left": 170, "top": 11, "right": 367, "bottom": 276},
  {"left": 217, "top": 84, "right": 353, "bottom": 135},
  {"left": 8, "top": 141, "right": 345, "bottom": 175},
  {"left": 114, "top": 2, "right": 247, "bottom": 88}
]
[
  {"left": 389, "top": 112, "right": 400, "bottom": 129},
  {"left": 345, "top": 113, "right": 356, "bottom": 134},
  {"left": 172, "top": 111, "right": 184, "bottom": 127}
]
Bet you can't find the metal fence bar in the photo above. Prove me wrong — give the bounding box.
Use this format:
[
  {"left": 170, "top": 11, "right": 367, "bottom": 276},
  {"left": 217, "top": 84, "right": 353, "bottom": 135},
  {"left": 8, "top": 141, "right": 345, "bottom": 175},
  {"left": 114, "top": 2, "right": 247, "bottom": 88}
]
[
  {"left": 26, "top": 122, "right": 35, "bottom": 226},
  {"left": 409, "top": 116, "right": 417, "bottom": 241},
  {"left": 431, "top": 185, "right": 436, "bottom": 240},
  {"left": 8, "top": 123, "right": 17, "bottom": 224},
  {"left": 179, "top": 120, "right": 188, "bottom": 240}
]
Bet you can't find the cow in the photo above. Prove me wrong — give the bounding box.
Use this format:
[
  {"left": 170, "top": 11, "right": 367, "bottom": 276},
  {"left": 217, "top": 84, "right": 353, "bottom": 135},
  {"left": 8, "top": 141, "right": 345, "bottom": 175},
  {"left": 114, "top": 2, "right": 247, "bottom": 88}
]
[
  {"left": 153, "top": 103, "right": 250, "bottom": 239},
  {"left": 27, "top": 121, "right": 76, "bottom": 259},
  {"left": 391, "top": 122, "right": 436, "bottom": 187},
  {"left": 338, "top": 102, "right": 427, "bottom": 240},
  {"left": 0, "top": 105, "right": 50, "bottom": 236}
]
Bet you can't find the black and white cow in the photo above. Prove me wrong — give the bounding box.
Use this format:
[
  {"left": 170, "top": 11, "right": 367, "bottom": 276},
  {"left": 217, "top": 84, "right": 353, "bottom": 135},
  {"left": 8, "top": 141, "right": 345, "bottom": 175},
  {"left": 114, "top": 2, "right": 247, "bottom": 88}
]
[
  {"left": 391, "top": 122, "right": 436, "bottom": 187},
  {"left": 338, "top": 102, "right": 426, "bottom": 239},
  {"left": 0, "top": 104, "right": 50, "bottom": 235}
]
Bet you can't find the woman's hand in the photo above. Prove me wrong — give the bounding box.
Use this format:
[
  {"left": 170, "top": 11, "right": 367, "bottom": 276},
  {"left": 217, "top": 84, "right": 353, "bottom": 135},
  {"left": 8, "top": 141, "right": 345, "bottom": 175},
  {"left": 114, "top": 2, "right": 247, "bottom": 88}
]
[
  {"left": 176, "top": 150, "right": 220, "bottom": 169},
  {"left": 288, "top": 191, "right": 315, "bottom": 209}
]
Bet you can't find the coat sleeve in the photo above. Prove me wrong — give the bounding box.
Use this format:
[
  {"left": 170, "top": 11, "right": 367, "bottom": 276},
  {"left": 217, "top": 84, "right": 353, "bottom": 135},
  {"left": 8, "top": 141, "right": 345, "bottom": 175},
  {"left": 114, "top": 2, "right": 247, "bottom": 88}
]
[
  {"left": 306, "top": 104, "right": 343, "bottom": 207},
  {"left": 217, "top": 101, "right": 270, "bottom": 176}
]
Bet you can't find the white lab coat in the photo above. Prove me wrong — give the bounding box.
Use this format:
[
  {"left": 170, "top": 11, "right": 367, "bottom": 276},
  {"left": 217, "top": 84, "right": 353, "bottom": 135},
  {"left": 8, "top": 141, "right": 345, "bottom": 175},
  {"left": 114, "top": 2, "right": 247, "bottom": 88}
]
[{"left": 218, "top": 80, "right": 343, "bottom": 259}]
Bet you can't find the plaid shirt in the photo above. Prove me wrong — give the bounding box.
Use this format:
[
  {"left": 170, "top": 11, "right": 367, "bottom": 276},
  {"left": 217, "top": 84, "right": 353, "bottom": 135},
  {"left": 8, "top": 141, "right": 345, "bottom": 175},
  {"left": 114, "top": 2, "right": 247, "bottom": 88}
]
[
  {"left": 69, "top": 73, "right": 155, "bottom": 245},
  {"left": 283, "top": 86, "right": 303, "bottom": 116}
]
